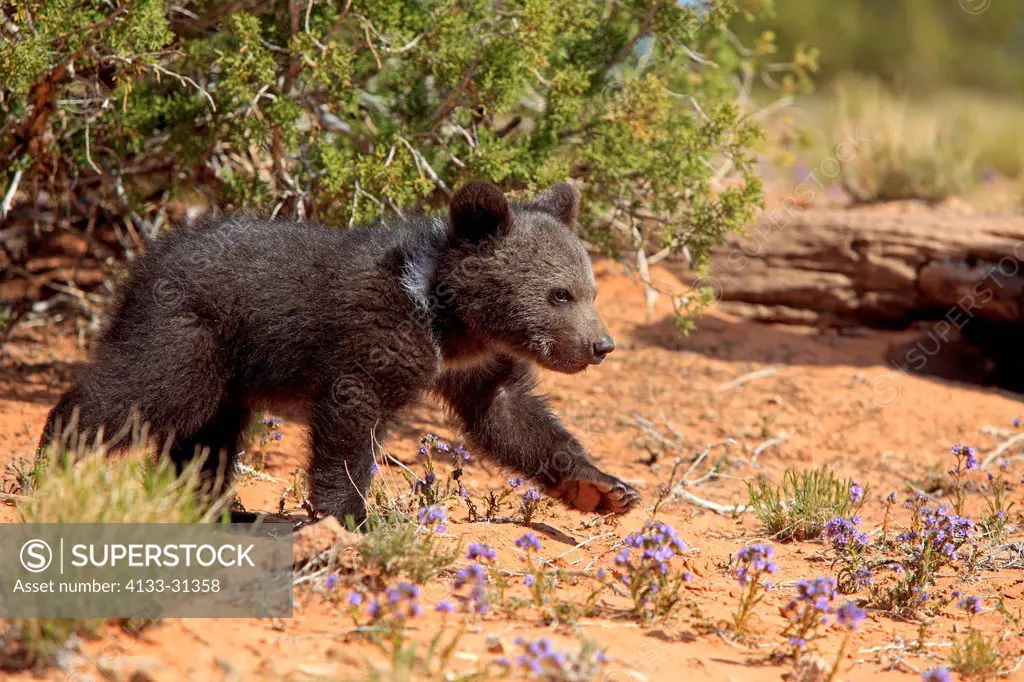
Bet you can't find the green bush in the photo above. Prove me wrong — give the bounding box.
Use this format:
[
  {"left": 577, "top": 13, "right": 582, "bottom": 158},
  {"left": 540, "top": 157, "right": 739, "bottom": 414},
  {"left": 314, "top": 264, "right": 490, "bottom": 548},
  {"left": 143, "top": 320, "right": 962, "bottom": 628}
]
[{"left": 0, "top": 0, "right": 810, "bottom": 280}]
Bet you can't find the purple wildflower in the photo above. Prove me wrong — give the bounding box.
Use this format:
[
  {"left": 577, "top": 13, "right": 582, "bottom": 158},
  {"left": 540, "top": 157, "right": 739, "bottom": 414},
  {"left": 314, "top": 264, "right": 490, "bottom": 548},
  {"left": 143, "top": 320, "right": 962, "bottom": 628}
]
[
  {"left": 515, "top": 532, "right": 542, "bottom": 552},
  {"left": 849, "top": 482, "right": 864, "bottom": 503},
  {"left": 957, "top": 596, "right": 983, "bottom": 615},
  {"left": 435, "top": 599, "right": 456, "bottom": 613},
  {"left": 921, "top": 669, "right": 952, "bottom": 682},
  {"left": 416, "top": 504, "right": 448, "bottom": 532},
  {"left": 853, "top": 566, "right": 875, "bottom": 589},
  {"left": 324, "top": 573, "right": 338, "bottom": 590},
  {"left": 347, "top": 591, "right": 362, "bottom": 605},
  {"left": 508, "top": 476, "right": 524, "bottom": 488},
  {"left": 368, "top": 582, "right": 421, "bottom": 620},
  {"left": 466, "top": 542, "right": 496, "bottom": 561},
  {"left": 824, "top": 516, "right": 869, "bottom": 550},
  {"left": 836, "top": 602, "right": 866, "bottom": 629},
  {"left": 734, "top": 543, "right": 777, "bottom": 587},
  {"left": 952, "top": 444, "right": 978, "bottom": 471},
  {"left": 454, "top": 563, "right": 488, "bottom": 614}
]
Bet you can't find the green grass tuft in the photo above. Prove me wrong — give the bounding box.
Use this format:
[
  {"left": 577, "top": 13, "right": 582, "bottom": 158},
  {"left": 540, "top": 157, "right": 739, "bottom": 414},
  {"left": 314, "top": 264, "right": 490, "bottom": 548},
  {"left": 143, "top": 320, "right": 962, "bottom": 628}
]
[{"left": 747, "top": 466, "right": 864, "bottom": 541}]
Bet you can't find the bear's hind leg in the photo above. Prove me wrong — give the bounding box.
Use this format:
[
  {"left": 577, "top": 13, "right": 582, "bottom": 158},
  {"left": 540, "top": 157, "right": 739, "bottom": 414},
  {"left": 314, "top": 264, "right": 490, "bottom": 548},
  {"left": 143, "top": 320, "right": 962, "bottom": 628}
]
[
  {"left": 167, "top": 400, "right": 249, "bottom": 497},
  {"left": 307, "top": 395, "right": 398, "bottom": 528}
]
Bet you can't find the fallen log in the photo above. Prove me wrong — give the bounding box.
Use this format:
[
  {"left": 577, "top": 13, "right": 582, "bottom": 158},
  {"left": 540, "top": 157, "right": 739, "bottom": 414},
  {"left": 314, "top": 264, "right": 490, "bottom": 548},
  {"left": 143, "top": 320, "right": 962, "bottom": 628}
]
[
  {"left": 672, "top": 207, "right": 1024, "bottom": 329},
  {"left": 670, "top": 206, "right": 1024, "bottom": 390}
]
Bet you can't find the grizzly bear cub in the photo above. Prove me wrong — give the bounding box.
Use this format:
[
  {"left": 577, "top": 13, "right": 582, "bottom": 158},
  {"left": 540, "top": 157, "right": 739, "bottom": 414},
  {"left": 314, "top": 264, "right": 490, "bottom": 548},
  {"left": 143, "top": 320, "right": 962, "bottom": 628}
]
[{"left": 40, "top": 181, "right": 641, "bottom": 523}]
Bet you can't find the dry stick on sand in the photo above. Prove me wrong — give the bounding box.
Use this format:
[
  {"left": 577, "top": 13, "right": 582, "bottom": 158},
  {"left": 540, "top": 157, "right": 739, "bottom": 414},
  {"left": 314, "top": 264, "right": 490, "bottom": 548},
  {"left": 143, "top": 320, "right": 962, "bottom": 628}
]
[
  {"left": 715, "top": 366, "right": 781, "bottom": 393},
  {"left": 669, "top": 439, "right": 752, "bottom": 515},
  {"left": 980, "top": 431, "right": 1024, "bottom": 469}
]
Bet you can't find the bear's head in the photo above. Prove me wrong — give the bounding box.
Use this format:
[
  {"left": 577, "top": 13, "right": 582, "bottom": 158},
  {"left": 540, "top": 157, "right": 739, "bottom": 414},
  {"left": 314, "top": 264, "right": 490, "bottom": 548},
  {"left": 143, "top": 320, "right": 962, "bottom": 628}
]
[{"left": 440, "top": 181, "right": 615, "bottom": 374}]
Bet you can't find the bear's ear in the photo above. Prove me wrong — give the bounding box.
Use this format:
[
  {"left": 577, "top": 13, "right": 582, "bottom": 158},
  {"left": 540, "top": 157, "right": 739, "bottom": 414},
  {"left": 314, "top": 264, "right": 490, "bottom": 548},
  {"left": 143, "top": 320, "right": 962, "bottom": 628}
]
[
  {"left": 526, "top": 182, "right": 580, "bottom": 226},
  {"left": 449, "top": 181, "right": 512, "bottom": 243}
]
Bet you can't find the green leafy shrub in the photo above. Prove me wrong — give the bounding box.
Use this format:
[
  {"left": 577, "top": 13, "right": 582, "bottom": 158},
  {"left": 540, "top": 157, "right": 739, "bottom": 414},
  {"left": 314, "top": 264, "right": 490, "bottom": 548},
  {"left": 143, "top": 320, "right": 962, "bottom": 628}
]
[{"left": 1, "top": 0, "right": 810, "bottom": 302}]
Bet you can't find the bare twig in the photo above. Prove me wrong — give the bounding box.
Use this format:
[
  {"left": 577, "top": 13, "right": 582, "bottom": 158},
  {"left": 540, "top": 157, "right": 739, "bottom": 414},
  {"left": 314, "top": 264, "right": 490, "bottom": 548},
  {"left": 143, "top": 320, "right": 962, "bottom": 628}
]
[
  {"left": 981, "top": 432, "right": 1024, "bottom": 469},
  {"left": 104, "top": 56, "right": 216, "bottom": 111},
  {"left": 752, "top": 435, "right": 787, "bottom": 461},
  {"left": 1, "top": 168, "right": 23, "bottom": 220},
  {"left": 716, "top": 366, "right": 781, "bottom": 393}
]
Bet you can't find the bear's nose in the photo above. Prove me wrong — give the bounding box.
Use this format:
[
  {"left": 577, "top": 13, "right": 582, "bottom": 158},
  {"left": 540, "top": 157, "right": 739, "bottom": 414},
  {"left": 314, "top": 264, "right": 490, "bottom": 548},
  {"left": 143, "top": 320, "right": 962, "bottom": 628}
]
[{"left": 592, "top": 335, "right": 615, "bottom": 362}]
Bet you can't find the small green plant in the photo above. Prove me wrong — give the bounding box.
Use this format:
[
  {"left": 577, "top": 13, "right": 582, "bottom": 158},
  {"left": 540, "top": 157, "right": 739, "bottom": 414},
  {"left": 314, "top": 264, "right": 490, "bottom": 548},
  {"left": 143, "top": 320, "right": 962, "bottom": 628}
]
[
  {"left": 357, "top": 510, "right": 459, "bottom": 584},
  {"left": 518, "top": 487, "right": 543, "bottom": 526},
  {"left": 950, "top": 598, "right": 1004, "bottom": 681},
  {"left": 979, "top": 461, "right": 1015, "bottom": 544},
  {"left": 2, "top": 454, "right": 48, "bottom": 497},
  {"left": 2, "top": 436, "right": 222, "bottom": 670},
  {"left": 747, "top": 467, "right": 865, "bottom": 541}
]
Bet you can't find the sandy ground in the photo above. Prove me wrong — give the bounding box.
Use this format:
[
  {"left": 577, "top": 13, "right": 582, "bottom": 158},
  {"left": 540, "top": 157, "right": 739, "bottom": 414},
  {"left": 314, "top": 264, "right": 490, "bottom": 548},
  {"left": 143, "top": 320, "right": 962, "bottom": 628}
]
[{"left": 1, "top": 258, "right": 1023, "bottom": 681}]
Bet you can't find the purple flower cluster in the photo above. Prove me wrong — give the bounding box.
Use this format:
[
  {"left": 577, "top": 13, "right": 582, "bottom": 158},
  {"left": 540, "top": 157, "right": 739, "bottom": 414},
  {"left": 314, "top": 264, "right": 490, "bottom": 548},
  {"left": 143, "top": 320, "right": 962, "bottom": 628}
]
[
  {"left": 515, "top": 532, "right": 542, "bottom": 552},
  {"left": 416, "top": 504, "right": 448, "bottom": 533},
  {"left": 957, "top": 595, "right": 983, "bottom": 615},
  {"left": 454, "top": 563, "right": 488, "bottom": 614},
  {"left": 367, "top": 582, "right": 422, "bottom": 620},
  {"left": 466, "top": 542, "right": 496, "bottom": 561},
  {"left": 508, "top": 476, "right": 524, "bottom": 488},
  {"left": 782, "top": 577, "right": 837, "bottom": 651},
  {"left": 519, "top": 487, "right": 542, "bottom": 522},
  {"left": 790, "top": 577, "right": 837, "bottom": 614},
  {"left": 921, "top": 669, "right": 952, "bottom": 682},
  {"left": 901, "top": 504, "right": 975, "bottom": 562},
  {"left": 497, "top": 638, "right": 566, "bottom": 674},
  {"left": 848, "top": 482, "right": 864, "bottom": 504},
  {"left": 824, "top": 516, "right": 869, "bottom": 550},
  {"left": 836, "top": 601, "right": 866, "bottom": 630},
  {"left": 258, "top": 416, "right": 283, "bottom": 445},
  {"left": 852, "top": 566, "right": 875, "bottom": 590},
  {"left": 835, "top": 602, "right": 868, "bottom": 626},
  {"left": 951, "top": 443, "right": 978, "bottom": 472},
  {"left": 734, "top": 543, "right": 777, "bottom": 587},
  {"left": 616, "top": 521, "right": 688, "bottom": 575},
  {"left": 496, "top": 638, "right": 606, "bottom": 676}
]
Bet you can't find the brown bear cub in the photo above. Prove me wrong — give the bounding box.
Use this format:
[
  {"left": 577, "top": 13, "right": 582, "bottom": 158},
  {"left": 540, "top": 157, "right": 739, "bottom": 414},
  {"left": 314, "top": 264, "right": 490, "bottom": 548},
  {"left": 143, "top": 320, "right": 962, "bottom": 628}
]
[{"left": 40, "top": 181, "right": 641, "bottom": 524}]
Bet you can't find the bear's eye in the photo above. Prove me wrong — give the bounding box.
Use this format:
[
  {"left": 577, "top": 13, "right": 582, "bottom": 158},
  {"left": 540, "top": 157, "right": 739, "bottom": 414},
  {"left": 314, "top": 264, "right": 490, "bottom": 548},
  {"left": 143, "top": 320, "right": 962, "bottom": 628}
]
[{"left": 550, "top": 288, "right": 572, "bottom": 305}]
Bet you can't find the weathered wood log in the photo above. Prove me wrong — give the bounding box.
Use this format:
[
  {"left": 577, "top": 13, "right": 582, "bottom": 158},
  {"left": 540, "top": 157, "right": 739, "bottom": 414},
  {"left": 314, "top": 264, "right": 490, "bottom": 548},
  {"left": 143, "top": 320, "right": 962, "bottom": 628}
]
[{"left": 672, "top": 208, "right": 1024, "bottom": 329}]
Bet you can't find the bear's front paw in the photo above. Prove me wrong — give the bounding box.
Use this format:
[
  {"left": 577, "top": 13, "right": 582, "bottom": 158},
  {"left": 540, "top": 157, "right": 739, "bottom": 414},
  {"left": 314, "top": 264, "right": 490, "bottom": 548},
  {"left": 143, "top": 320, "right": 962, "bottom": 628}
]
[{"left": 550, "top": 476, "right": 641, "bottom": 515}]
